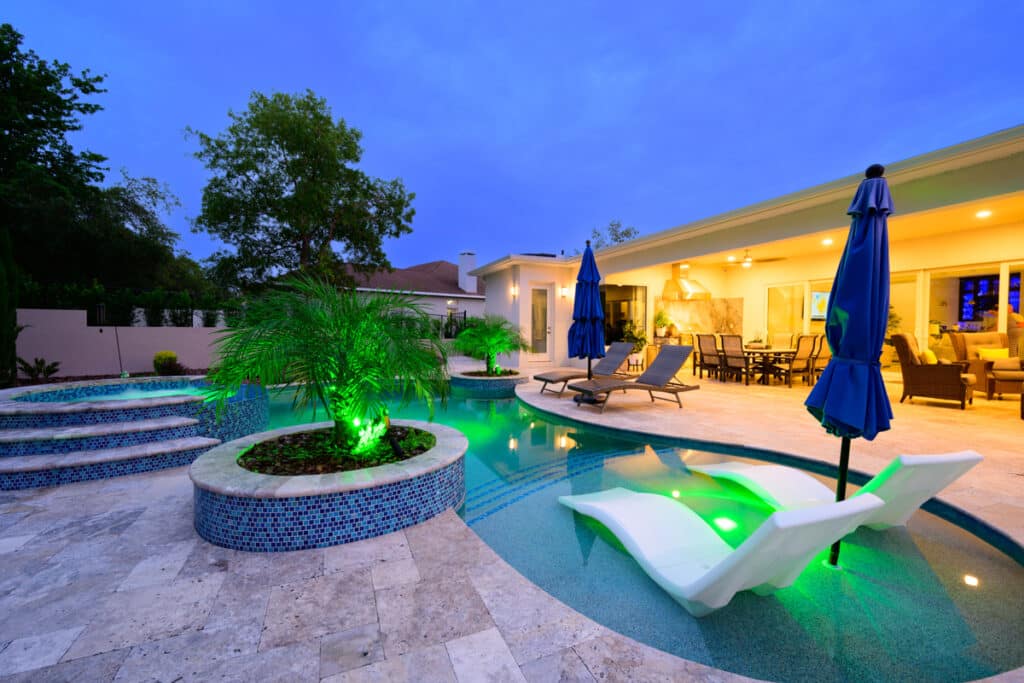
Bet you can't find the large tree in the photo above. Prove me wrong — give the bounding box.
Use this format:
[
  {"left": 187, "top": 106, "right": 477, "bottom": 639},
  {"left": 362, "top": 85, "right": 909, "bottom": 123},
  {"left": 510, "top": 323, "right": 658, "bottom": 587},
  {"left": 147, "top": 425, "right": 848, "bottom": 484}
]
[
  {"left": 590, "top": 220, "right": 639, "bottom": 250},
  {"left": 0, "top": 23, "right": 106, "bottom": 385},
  {"left": 190, "top": 90, "right": 415, "bottom": 289}
]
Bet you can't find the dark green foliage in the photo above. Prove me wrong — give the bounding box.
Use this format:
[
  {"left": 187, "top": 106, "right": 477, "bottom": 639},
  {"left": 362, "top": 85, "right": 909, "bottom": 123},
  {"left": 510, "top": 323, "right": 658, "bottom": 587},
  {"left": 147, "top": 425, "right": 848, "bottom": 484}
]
[
  {"left": 621, "top": 321, "right": 648, "bottom": 353},
  {"left": 207, "top": 277, "right": 448, "bottom": 456},
  {"left": 153, "top": 350, "right": 183, "bottom": 375},
  {"left": 168, "top": 292, "right": 193, "bottom": 327},
  {"left": 189, "top": 90, "right": 415, "bottom": 289},
  {"left": 588, "top": 220, "right": 640, "bottom": 251},
  {"left": 17, "top": 356, "right": 60, "bottom": 381},
  {"left": 0, "top": 228, "right": 16, "bottom": 387},
  {"left": 141, "top": 290, "right": 166, "bottom": 327},
  {"left": 453, "top": 316, "right": 529, "bottom": 376}
]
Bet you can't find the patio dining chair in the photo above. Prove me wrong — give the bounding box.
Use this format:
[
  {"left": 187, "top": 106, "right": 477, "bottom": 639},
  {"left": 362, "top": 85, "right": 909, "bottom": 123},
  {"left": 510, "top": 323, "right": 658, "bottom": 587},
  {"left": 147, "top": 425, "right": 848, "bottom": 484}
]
[
  {"left": 772, "top": 334, "right": 817, "bottom": 387},
  {"left": 811, "top": 334, "right": 831, "bottom": 384},
  {"left": 718, "top": 334, "right": 752, "bottom": 385},
  {"left": 695, "top": 334, "right": 722, "bottom": 380}
]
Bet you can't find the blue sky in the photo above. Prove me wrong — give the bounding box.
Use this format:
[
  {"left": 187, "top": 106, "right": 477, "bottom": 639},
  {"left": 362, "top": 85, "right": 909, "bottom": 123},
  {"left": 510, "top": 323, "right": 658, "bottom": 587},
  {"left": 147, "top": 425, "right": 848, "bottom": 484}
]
[{"left": 9, "top": 1, "right": 1024, "bottom": 268}]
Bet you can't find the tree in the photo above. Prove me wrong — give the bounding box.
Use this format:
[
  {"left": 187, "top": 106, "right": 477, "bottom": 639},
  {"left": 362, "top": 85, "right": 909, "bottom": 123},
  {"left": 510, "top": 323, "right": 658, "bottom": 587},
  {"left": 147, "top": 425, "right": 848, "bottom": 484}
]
[
  {"left": 590, "top": 220, "right": 639, "bottom": 250},
  {"left": 190, "top": 91, "right": 416, "bottom": 289},
  {"left": 207, "top": 277, "right": 448, "bottom": 456},
  {"left": 452, "top": 316, "right": 530, "bottom": 376},
  {"left": 0, "top": 23, "right": 106, "bottom": 386}
]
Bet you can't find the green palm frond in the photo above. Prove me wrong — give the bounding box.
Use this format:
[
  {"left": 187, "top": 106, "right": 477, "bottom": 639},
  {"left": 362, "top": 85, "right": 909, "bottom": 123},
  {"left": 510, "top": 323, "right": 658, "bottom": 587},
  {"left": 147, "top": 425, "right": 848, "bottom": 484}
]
[{"left": 207, "top": 276, "right": 449, "bottom": 453}]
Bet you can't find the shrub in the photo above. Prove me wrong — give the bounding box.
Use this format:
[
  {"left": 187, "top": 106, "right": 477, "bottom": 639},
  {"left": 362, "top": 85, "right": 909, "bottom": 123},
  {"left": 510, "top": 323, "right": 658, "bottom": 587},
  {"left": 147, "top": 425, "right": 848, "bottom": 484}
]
[
  {"left": 17, "top": 356, "right": 60, "bottom": 381},
  {"left": 168, "top": 292, "right": 193, "bottom": 327},
  {"left": 153, "top": 350, "right": 184, "bottom": 375}
]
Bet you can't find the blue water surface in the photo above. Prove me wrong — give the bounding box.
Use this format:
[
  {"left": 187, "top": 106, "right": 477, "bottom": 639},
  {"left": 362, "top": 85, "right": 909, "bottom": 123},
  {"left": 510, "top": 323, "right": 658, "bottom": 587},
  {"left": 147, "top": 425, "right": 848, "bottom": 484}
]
[{"left": 267, "top": 394, "right": 1024, "bottom": 683}]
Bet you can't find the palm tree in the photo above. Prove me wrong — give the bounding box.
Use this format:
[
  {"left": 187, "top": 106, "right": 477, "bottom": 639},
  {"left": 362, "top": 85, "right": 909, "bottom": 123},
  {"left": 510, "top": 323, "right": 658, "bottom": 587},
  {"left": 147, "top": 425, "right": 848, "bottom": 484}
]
[
  {"left": 207, "top": 276, "right": 448, "bottom": 457},
  {"left": 452, "top": 316, "right": 529, "bottom": 376}
]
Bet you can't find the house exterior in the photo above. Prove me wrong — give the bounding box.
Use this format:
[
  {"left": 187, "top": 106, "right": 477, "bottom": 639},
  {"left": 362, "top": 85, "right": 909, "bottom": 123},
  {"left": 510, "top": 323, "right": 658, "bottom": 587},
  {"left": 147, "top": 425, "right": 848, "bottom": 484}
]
[
  {"left": 473, "top": 124, "right": 1024, "bottom": 369},
  {"left": 348, "top": 251, "right": 486, "bottom": 321}
]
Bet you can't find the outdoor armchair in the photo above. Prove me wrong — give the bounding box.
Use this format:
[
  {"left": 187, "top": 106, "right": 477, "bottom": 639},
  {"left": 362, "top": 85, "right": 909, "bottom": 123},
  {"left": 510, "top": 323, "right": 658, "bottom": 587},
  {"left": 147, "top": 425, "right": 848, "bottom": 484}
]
[{"left": 892, "top": 333, "right": 975, "bottom": 409}]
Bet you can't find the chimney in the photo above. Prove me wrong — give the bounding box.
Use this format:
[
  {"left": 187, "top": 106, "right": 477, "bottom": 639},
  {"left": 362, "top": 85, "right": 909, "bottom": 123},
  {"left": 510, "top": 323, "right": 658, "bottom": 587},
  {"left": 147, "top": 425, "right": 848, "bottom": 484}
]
[{"left": 458, "top": 251, "right": 477, "bottom": 293}]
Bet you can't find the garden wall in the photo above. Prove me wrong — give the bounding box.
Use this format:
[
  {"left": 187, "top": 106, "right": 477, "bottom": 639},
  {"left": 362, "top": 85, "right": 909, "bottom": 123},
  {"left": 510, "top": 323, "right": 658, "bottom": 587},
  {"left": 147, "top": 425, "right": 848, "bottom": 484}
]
[{"left": 16, "top": 309, "right": 221, "bottom": 377}]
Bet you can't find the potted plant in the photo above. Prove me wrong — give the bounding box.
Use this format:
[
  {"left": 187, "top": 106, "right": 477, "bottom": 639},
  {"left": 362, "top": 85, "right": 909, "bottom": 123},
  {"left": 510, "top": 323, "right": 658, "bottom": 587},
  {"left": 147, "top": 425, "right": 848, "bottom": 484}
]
[
  {"left": 654, "top": 310, "right": 671, "bottom": 337},
  {"left": 191, "top": 276, "right": 466, "bottom": 552},
  {"left": 621, "top": 321, "right": 648, "bottom": 367},
  {"left": 452, "top": 315, "right": 529, "bottom": 377},
  {"left": 880, "top": 305, "right": 902, "bottom": 367}
]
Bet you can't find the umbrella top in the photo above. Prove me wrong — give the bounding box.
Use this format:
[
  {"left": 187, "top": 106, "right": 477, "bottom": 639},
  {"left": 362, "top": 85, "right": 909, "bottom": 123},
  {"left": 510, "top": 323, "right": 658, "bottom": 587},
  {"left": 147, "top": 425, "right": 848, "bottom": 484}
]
[
  {"left": 576, "top": 240, "right": 601, "bottom": 283},
  {"left": 848, "top": 167, "right": 894, "bottom": 218}
]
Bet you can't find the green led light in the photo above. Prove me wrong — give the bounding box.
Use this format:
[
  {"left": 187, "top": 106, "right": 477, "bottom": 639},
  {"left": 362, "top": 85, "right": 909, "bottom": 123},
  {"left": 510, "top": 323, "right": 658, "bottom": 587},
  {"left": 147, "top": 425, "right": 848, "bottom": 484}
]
[
  {"left": 671, "top": 490, "right": 680, "bottom": 498},
  {"left": 353, "top": 418, "right": 360, "bottom": 427},
  {"left": 713, "top": 517, "right": 738, "bottom": 532}
]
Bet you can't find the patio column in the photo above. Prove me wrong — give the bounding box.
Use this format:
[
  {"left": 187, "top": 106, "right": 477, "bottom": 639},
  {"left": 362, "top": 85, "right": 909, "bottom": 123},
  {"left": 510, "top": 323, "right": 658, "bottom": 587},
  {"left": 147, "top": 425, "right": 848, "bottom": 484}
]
[{"left": 998, "top": 262, "right": 1010, "bottom": 332}]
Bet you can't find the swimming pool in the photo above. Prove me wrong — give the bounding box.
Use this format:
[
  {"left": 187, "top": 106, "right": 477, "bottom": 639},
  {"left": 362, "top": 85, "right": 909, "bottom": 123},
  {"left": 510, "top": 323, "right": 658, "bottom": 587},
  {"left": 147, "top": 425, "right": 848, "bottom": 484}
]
[{"left": 268, "top": 395, "right": 1024, "bottom": 682}]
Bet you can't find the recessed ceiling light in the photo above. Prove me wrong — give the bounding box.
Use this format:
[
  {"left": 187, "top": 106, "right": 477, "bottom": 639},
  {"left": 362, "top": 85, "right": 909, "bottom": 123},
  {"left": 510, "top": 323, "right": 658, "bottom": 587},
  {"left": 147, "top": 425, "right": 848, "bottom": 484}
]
[
  {"left": 964, "top": 574, "right": 980, "bottom": 587},
  {"left": 727, "top": 255, "right": 736, "bottom": 262},
  {"left": 975, "top": 210, "right": 992, "bottom": 219},
  {"left": 822, "top": 238, "right": 834, "bottom": 246},
  {"left": 680, "top": 263, "right": 691, "bottom": 270},
  {"left": 741, "top": 261, "right": 752, "bottom": 269}
]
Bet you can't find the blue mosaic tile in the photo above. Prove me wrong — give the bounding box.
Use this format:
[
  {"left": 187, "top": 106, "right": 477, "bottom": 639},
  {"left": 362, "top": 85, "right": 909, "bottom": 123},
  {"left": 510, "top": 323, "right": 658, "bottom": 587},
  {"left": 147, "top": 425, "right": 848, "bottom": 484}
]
[
  {"left": 450, "top": 375, "right": 528, "bottom": 399},
  {"left": 0, "top": 446, "right": 208, "bottom": 490},
  {"left": 194, "top": 458, "right": 465, "bottom": 552},
  {"left": 0, "top": 423, "right": 200, "bottom": 457}
]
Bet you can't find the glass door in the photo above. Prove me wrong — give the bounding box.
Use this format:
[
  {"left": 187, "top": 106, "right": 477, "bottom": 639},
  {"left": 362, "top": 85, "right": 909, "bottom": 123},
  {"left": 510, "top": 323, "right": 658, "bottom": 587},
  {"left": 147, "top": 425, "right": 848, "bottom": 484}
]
[{"left": 528, "top": 287, "right": 552, "bottom": 362}]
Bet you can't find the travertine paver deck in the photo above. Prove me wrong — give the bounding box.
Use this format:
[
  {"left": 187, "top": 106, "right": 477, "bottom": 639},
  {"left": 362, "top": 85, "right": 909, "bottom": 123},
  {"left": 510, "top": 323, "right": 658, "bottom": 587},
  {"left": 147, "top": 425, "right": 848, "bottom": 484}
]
[{"left": 0, "top": 367, "right": 1020, "bottom": 681}]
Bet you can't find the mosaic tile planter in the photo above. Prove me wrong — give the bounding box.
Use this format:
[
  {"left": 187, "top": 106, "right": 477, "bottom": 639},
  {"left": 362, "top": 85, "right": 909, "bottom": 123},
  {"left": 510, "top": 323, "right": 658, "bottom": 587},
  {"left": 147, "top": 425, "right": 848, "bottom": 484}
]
[
  {"left": 450, "top": 372, "right": 528, "bottom": 399},
  {"left": 190, "top": 420, "right": 467, "bottom": 552}
]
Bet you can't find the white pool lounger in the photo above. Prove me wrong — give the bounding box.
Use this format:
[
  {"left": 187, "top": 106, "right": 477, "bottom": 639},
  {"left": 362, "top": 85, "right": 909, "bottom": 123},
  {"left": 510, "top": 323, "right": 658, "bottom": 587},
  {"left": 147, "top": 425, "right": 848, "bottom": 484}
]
[
  {"left": 688, "top": 450, "right": 983, "bottom": 530},
  {"left": 558, "top": 488, "right": 883, "bottom": 616}
]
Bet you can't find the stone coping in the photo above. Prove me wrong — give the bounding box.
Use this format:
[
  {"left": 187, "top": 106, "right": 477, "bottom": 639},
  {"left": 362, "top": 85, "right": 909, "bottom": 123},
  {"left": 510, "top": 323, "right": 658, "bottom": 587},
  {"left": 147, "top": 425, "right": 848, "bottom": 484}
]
[
  {"left": 0, "top": 436, "right": 221, "bottom": 473},
  {"left": 189, "top": 419, "right": 467, "bottom": 499},
  {"left": 0, "top": 416, "right": 199, "bottom": 442}
]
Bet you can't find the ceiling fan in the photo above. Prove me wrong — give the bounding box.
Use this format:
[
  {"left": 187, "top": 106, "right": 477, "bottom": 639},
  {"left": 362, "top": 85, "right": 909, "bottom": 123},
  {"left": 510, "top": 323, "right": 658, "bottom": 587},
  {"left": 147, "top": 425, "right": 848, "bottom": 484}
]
[{"left": 726, "top": 248, "right": 787, "bottom": 268}]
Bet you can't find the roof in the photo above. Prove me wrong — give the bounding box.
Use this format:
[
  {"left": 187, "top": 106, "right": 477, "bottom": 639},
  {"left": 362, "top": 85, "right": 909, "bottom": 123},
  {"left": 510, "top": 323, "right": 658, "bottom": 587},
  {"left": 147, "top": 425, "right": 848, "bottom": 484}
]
[{"left": 344, "top": 260, "right": 485, "bottom": 297}]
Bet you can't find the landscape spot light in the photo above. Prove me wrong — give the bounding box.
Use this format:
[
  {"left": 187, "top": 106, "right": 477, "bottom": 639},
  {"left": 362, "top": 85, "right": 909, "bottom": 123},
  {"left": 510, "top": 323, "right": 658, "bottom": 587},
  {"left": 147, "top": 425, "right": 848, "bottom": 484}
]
[{"left": 671, "top": 490, "right": 680, "bottom": 498}]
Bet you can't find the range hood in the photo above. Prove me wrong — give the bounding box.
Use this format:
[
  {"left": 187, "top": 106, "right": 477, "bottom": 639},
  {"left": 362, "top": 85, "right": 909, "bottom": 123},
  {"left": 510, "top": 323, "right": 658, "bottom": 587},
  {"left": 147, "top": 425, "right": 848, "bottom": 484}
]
[{"left": 662, "top": 263, "right": 710, "bottom": 301}]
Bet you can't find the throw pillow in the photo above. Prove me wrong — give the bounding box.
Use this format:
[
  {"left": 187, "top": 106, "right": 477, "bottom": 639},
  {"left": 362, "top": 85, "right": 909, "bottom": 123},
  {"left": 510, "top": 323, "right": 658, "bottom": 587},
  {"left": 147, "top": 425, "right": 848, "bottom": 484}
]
[
  {"left": 977, "top": 347, "right": 1010, "bottom": 361},
  {"left": 920, "top": 349, "right": 938, "bottom": 365},
  {"left": 991, "top": 358, "right": 1021, "bottom": 371}
]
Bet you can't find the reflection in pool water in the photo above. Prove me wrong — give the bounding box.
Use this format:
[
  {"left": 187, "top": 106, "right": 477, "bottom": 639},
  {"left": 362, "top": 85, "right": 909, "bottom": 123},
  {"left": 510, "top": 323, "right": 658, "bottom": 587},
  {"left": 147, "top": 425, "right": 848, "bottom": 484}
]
[{"left": 268, "top": 394, "right": 1024, "bottom": 682}]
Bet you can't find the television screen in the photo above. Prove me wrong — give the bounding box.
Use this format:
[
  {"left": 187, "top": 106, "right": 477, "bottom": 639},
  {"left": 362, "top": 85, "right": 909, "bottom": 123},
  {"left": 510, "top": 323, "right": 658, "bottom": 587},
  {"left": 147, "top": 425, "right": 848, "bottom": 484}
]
[{"left": 810, "top": 291, "right": 829, "bottom": 320}]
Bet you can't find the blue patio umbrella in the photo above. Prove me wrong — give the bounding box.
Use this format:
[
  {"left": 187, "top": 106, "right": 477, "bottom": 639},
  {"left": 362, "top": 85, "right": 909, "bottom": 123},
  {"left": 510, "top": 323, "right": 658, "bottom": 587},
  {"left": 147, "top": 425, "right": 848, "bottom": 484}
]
[
  {"left": 805, "top": 164, "right": 895, "bottom": 566},
  {"left": 567, "top": 240, "right": 606, "bottom": 380}
]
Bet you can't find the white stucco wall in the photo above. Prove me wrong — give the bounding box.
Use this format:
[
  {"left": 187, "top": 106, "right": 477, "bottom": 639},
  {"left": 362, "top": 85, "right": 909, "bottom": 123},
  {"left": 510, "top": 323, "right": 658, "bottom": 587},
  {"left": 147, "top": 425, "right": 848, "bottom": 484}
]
[{"left": 16, "top": 309, "right": 221, "bottom": 378}]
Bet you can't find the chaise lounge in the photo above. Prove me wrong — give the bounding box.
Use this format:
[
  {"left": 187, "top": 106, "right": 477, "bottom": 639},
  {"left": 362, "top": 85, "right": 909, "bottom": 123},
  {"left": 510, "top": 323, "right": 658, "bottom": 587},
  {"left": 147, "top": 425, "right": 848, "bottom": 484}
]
[
  {"left": 558, "top": 487, "right": 883, "bottom": 616},
  {"left": 532, "top": 342, "right": 634, "bottom": 395},
  {"left": 688, "top": 449, "right": 982, "bottom": 529},
  {"left": 567, "top": 345, "right": 699, "bottom": 412}
]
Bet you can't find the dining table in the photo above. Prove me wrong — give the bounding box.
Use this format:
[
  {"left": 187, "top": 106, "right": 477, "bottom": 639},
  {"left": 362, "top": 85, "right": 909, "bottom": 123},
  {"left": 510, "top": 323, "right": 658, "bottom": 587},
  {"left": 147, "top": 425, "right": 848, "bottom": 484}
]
[{"left": 743, "top": 346, "right": 797, "bottom": 385}]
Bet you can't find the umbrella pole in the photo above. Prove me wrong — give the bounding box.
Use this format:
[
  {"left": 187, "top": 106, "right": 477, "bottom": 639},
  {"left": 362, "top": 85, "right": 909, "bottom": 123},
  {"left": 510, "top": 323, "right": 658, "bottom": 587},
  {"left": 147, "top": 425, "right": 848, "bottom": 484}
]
[
  {"left": 587, "top": 357, "right": 593, "bottom": 381},
  {"left": 828, "top": 436, "right": 852, "bottom": 566}
]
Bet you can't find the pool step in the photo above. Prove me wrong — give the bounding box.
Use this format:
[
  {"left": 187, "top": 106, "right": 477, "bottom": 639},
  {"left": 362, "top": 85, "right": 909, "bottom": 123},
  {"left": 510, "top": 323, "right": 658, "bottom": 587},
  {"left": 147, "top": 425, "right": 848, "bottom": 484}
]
[
  {"left": 0, "top": 416, "right": 201, "bottom": 457},
  {"left": 0, "top": 436, "right": 221, "bottom": 490},
  {"left": 0, "top": 395, "right": 204, "bottom": 429}
]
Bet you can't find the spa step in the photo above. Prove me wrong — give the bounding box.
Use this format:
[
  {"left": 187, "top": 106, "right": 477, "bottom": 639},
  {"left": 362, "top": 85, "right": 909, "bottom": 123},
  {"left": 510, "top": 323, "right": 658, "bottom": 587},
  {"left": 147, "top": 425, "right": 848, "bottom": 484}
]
[
  {"left": 0, "top": 436, "right": 222, "bottom": 490},
  {"left": 0, "top": 416, "right": 201, "bottom": 457},
  {"left": 0, "top": 395, "right": 204, "bottom": 429}
]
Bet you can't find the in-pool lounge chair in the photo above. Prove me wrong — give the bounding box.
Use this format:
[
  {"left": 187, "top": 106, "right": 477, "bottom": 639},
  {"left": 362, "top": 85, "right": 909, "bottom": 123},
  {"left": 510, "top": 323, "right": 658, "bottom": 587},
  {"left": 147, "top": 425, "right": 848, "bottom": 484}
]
[
  {"left": 567, "top": 345, "right": 698, "bottom": 412},
  {"left": 559, "top": 487, "right": 883, "bottom": 616},
  {"left": 688, "top": 450, "right": 982, "bottom": 529},
  {"left": 533, "top": 342, "right": 634, "bottom": 395}
]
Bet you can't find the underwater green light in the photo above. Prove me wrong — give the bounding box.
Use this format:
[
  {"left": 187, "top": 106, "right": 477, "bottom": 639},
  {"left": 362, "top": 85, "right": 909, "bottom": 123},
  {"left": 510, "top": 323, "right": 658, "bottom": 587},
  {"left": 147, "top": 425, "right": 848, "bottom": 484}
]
[
  {"left": 671, "top": 490, "right": 680, "bottom": 498},
  {"left": 713, "top": 517, "right": 738, "bottom": 532}
]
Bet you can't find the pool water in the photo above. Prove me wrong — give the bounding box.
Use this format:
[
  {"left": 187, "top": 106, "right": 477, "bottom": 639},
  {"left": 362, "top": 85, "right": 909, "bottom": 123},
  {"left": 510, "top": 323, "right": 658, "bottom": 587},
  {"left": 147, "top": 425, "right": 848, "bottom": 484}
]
[
  {"left": 66, "top": 387, "right": 209, "bottom": 403},
  {"left": 268, "top": 395, "right": 1024, "bottom": 682}
]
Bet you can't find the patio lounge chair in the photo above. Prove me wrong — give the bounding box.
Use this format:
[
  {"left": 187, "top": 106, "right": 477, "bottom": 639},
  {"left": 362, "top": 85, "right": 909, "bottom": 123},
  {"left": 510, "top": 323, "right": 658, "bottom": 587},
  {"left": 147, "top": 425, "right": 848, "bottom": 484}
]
[
  {"left": 688, "top": 450, "right": 982, "bottom": 530},
  {"left": 533, "top": 342, "right": 634, "bottom": 395},
  {"left": 558, "top": 487, "right": 883, "bottom": 616},
  {"left": 566, "top": 345, "right": 698, "bottom": 412}
]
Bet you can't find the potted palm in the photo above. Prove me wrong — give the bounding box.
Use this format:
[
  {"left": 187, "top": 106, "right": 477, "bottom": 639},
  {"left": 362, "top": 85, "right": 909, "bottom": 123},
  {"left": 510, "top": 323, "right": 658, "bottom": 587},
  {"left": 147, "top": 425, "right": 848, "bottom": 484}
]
[
  {"left": 622, "top": 320, "right": 648, "bottom": 368},
  {"left": 190, "top": 277, "right": 468, "bottom": 551},
  {"left": 450, "top": 315, "right": 530, "bottom": 397}
]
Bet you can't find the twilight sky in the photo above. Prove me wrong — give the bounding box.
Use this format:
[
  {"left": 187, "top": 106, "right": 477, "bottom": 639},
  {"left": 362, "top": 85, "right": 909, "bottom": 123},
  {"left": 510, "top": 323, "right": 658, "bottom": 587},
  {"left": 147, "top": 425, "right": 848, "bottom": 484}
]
[{"left": 9, "top": 2, "right": 1024, "bottom": 268}]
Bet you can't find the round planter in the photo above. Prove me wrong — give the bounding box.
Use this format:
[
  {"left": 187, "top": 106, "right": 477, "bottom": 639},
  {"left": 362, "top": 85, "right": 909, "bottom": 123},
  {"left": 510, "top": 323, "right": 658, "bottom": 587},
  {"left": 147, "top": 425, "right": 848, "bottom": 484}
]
[
  {"left": 449, "top": 372, "right": 528, "bottom": 398},
  {"left": 189, "top": 419, "right": 467, "bottom": 552}
]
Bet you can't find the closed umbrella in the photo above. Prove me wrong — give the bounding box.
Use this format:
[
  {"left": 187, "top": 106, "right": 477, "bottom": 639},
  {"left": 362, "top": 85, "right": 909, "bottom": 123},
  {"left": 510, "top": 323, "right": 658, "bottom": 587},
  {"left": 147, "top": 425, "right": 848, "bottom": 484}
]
[
  {"left": 567, "top": 240, "right": 605, "bottom": 380},
  {"left": 805, "top": 164, "right": 895, "bottom": 566}
]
